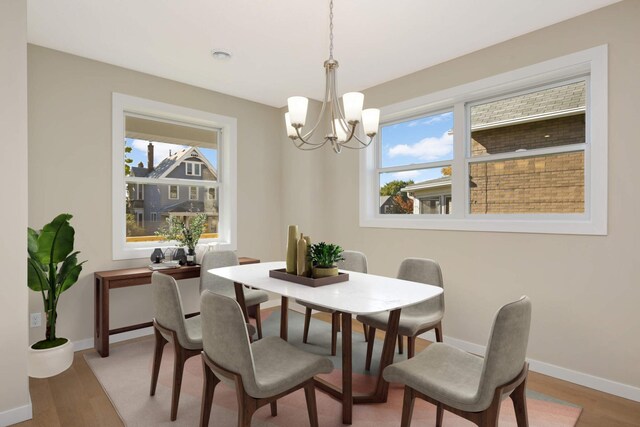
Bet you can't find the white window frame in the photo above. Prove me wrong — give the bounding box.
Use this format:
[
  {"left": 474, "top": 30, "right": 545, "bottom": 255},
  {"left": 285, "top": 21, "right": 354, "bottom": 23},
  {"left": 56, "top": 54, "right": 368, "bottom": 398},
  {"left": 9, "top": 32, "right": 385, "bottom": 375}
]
[
  {"left": 189, "top": 186, "right": 198, "bottom": 200},
  {"left": 185, "top": 161, "right": 202, "bottom": 176},
  {"left": 360, "top": 45, "right": 607, "bottom": 235},
  {"left": 207, "top": 187, "right": 216, "bottom": 200},
  {"left": 168, "top": 184, "right": 179, "bottom": 200},
  {"left": 136, "top": 183, "right": 144, "bottom": 200},
  {"left": 150, "top": 212, "right": 158, "bottom": 222},
  {"left": 112, "top": 93, "right": 237, "bottom": 260}
]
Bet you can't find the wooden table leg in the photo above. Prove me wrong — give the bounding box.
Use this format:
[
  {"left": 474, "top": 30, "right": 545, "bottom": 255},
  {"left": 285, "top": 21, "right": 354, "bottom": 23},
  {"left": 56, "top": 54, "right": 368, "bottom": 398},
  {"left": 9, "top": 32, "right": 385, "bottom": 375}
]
[
  {"left": 94, "top": 276, "right": 110, "bottom": 357},
  {"left": 233, "top": 282, "right": 250, "bottom": 323},
  {"left": 372, "top": 308, "right": 400, "bottom": 401},
  {"left": 341, "top": 312, "right": 353, "bottom": 425},
  {"left": 280, "top": 296, "right": 289, "bottom": 341}
]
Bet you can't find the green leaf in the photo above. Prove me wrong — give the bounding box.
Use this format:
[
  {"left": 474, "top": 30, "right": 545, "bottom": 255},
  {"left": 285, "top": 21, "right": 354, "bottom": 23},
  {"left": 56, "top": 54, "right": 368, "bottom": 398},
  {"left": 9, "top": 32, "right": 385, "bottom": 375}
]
[
  {"left": 27, "top": 258, "right": 49, "bottom": 292},
  {"left": 57, "top": 251, "right": 79, "bottom": 285},
  {"left": 37, "top": 214, "right": 75, "bottom": 264},
  {"left": 57, "top": 261, "right": 85, "bottom": 295}
]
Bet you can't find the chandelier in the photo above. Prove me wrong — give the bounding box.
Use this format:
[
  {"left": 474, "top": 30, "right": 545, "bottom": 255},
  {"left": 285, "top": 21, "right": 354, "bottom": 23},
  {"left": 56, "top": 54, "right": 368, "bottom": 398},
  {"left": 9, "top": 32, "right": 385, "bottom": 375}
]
[{"left": 284, "top": 0, "right": 380, "bottom": 153}]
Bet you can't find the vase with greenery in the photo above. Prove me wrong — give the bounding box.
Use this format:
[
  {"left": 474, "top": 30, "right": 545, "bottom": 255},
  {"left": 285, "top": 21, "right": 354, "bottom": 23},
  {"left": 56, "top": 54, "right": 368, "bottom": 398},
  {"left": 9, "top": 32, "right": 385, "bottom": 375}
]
[
  {"left": 27, "top": 214, "right": 86, "bottom": 377},
  {"left": 156, "top": 213, "right": 208, "bottom": 265},
  {"left": 308, "top": 242, "right": 344, "bottom": 278}
]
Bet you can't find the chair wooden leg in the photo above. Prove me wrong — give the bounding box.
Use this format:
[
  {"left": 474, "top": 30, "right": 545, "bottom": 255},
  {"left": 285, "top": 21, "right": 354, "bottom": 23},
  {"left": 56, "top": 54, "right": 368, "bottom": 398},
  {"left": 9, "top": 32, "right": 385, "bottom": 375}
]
[
  {"left": 199, "top": 357, "right": 220, "bottom": 427},
  {"left": 304, "top": 382, "right": 319, "bottom": 427},
  {"left": 400, "top": 386, "right": 416, "bottom": 427},
  {"left": 170, "top": 345, "right": 187, "bottom": 421},
  {"left": 398, "top": 334, "right": 404, "bottom": 354},
  {"left": 303, "top": 307, "right": 312, "bottom": 344},
  {"left": 434, "top": 322, "right": 443, "bottom": 342},
  {"left": 479, "top": 398, "right": 501, "bottom": 427},
  {"left": 407, "top": 336, "right": 416, "bottom": 359},
  {"left": 270, "top": 401, "right": 277, "bottom": 416},
  {"left": 365, "top": 326, "right": 376, "bottom": 371},
  {"left": 363, "top": 323, "right": 369, "bottom": 342},
  {"left": 331, "top": 312, "right": 340, "bottom": 356},
  {"left": 238, "top": 394, "right": 257, "bottom": 427},
  {"left": 254, "top": 304, "right": 263, "bottom": 340},
  {"left": 150, "top": 326, "right": 167, "bottom": 396},
  {"left": 436, "top": 403, "right": 444, "bottom": 427},
  {"left": 510, "top": 374, "right": 529, "bottom": 427}
]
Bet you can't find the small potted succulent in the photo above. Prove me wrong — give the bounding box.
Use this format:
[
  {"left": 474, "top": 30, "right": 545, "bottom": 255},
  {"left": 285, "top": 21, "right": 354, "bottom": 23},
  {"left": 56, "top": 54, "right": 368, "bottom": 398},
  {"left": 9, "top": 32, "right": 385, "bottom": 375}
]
[
  {"left": 156, "top": 213, "right": 208, "bottom": 265},
  {"left": 308, "top": 242, "right": 344, "bottom": 278},
  {"left": 27, "top": 214, "right": 86, "bottom": 378}
]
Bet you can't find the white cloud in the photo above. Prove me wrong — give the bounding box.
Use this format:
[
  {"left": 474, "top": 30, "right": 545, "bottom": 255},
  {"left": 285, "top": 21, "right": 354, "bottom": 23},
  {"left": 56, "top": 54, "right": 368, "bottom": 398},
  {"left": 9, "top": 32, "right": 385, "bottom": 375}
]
[
  {"left": 421, "top": 111, "right": 452, "bottom": 126},
  {"left": 388, "top": 130, "right": 453, "bottom": 162},
  {"left": 131, "top": 139, "right": 187, "bottom": 166},
  {"left": 392, "top": 170, "right": 421, "bottom": 180}
]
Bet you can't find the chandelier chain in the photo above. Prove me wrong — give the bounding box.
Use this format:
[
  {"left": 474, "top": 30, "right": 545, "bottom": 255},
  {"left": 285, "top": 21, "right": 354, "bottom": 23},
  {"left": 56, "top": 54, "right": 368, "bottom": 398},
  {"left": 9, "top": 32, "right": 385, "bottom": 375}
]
[{"left": 329, "top": 0, "right": 334, "bottom": 59}]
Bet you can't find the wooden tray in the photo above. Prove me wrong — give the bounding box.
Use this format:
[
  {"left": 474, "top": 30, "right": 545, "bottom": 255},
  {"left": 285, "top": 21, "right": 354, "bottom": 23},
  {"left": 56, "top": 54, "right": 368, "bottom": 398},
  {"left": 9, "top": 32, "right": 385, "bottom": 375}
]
[{"left": 269, "top": 268, "right": 349, "bottom": 287}]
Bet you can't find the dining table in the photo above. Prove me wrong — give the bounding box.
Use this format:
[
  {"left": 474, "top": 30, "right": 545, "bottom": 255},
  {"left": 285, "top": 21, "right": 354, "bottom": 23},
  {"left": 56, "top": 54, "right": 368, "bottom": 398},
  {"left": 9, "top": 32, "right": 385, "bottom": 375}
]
[{"left": 209, "top": 261, "right": 443, "bottom": 425}]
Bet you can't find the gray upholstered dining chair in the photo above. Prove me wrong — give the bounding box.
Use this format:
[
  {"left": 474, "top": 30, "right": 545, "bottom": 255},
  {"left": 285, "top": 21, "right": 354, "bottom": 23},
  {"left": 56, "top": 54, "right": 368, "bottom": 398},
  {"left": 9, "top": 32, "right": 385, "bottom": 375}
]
[
  {"left": 298, "top": 250, "right": 368, "bottom": 355},
  {"left": 151, "top": 272, "right": 256, "bottom": 422},
  {"left": 357, "top": 258, "right": 444, "bottom": 370},
  {"left": 199, "top": 291, "right": 333, "bottom": 427},
  {"left": 150, "top": 272, "right": 203, "bottom": 421},
  {"left": 200, "top": 250, "right": 269, "bottom": 339},
  {"left": 383, "top": 296, "right": 532, "bottom": 427}
]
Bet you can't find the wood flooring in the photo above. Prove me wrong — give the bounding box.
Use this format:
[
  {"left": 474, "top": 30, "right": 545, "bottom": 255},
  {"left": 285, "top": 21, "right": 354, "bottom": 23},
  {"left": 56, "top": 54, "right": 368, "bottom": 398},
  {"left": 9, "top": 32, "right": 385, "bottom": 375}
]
[{"left": 16, "top": 312, "right": 640, "bottom": 427}]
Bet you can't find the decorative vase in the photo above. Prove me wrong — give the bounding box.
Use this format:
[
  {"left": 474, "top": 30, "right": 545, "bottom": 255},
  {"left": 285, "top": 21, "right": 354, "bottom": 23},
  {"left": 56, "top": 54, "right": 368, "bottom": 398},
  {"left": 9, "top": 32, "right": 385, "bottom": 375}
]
[
  {"left": 304, "top": 236, "right": 312, "bottom": 275},
  {"left": 296, "top": 233, "right": 309, "bottom": 277},
  {"left": 312, "top": 266, "right": 339, "bottom": 279},
  {"left": 186, "top": 248, "right": 196, "bottom": 266},
  {"left": 286, "top": 225, "right": 298, "bottom": 274},
  {"left": 174, "top": 248, "right": 187, "bottom": 265},
  {"left": 28, "top": 339, "right": 74, "bottom": 378},
  {"left": 150, "top": 248, "right": 164, "bottom": 264}
]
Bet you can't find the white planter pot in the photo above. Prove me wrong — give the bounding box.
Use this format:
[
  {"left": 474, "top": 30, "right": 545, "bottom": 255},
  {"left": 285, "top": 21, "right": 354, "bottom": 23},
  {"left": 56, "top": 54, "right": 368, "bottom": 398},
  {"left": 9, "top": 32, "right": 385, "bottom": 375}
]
[{"left": 28, "top": 339, "right": 74, "bottom": 378}]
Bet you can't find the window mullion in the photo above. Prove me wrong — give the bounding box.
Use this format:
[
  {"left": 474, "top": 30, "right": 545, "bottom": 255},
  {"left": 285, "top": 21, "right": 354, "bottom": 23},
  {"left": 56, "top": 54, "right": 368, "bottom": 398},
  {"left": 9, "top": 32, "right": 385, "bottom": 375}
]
[{"left": 451, "top": 102, "right": 466, "bottom": 219}]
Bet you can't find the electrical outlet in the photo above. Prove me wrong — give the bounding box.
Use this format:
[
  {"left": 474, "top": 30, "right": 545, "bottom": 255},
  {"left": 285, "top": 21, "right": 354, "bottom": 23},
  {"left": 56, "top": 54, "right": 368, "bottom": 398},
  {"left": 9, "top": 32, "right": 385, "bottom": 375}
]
[{"left": 30, "top": 312, "right": 42, "bottom": 328}]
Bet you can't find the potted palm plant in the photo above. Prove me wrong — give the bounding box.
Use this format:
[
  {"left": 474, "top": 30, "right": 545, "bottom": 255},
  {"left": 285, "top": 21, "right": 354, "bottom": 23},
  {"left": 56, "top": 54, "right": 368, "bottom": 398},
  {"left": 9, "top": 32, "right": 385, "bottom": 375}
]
[
  {"left": 27, "top": 214, "right": 86, "bottom": 378},
  {"left": 156, "top": 213, "right": 208, "bottom": 265},
  {"left": 308, "top": 242, "right": 344, "bottom": 278}
]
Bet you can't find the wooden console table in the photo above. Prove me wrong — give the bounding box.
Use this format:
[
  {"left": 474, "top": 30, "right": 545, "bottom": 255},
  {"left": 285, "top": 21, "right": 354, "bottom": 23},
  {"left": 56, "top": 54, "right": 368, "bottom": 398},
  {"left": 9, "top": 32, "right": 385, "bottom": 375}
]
[{"left": 94, "top": 257, "right": 259, "bottom": 357}]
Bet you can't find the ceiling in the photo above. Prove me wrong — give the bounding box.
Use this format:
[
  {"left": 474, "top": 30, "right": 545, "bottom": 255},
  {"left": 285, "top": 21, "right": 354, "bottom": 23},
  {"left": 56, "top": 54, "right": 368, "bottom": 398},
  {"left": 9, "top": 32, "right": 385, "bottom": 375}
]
[{"left": 27, "top": 0, "right": 620, "bottom": 108}]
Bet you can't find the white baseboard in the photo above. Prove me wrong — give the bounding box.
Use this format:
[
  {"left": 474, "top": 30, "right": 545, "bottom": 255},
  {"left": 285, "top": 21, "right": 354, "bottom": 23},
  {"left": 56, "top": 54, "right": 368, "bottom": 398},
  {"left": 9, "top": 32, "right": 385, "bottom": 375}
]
[
  {"left": 419, "top": 332, "right": 640, "bottom": 402},
  {"left": 0, "top": 398, "right": 32, "bottom": 426}
]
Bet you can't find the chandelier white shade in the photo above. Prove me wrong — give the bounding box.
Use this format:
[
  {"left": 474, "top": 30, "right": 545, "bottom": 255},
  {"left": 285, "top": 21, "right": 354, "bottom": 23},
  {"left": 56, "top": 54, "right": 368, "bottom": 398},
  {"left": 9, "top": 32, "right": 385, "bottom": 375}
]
[{"left": 284, "top": 0, "right": 380, "bottom": 153}]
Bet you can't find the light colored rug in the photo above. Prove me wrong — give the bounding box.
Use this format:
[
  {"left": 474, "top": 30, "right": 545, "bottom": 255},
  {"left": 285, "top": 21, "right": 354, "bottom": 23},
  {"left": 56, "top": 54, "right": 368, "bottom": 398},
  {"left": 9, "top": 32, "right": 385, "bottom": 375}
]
[{"left": 85, "top": 309, "right": 582, "bottom": 426}]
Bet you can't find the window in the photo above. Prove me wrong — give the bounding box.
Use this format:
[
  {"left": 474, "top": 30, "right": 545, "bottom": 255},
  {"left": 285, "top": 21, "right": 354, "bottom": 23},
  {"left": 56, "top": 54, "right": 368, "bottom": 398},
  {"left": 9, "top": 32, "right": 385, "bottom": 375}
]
[
  {"left": 185, "top": 161, "right": 202, "bottom": 176},
  {"left": 112, "top": 93, "right": 238, "bottom": 260},
  {"left": 168, "top": 185, "right": 179, "bottom": 200},
  {"left": 207, "top": 188, "right": 216, "bottom": 200},
  {"left": 360, "top": 46, "right": 607, "bottom": 235},
  {"left": 189, "top": 186, "right": 198, "bottom": 200}
]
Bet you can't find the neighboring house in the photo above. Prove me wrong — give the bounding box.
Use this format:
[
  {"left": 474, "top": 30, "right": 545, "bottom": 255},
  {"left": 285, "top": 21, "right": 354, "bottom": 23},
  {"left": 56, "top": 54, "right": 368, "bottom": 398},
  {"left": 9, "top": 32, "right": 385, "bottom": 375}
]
[
  {"left": 379, "top": 195, "right": 407, "bottom": 214},
  {"left": 402, "top": 82, "right": 585, "bottom": 215},
  {"left": 401, "top": 177, "right": 452, "bottom": 215},
  {"left": 127, "top": 143, "right": 218, "bottom": 236}
]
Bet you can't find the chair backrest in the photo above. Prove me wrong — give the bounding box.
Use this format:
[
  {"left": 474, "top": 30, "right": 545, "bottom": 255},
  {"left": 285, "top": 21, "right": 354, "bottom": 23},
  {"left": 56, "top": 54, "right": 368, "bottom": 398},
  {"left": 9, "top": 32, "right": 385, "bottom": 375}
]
[
  {"left": 200, "top": 291, "right": 259, "bottom": 394},
  {"left": 199, "top": 250, "right": 238, "bottom": 295},
  {"left": 476, "top": 296, "right": 532, "bottom": 408},
  {"left": 152, "top": 272, "right": 189, "bottom": 346},
  {"left": 337, "top": 250, "right": 368, "bottom": 273},
  {"left": 397, "top": 258, "right": 444, "bottom": 314}
]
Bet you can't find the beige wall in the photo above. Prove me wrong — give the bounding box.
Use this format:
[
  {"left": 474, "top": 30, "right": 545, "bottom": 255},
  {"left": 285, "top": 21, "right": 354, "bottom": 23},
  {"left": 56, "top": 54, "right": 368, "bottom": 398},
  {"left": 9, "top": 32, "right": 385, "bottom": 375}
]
[
  {"left": 0, "top": 0, "right": 31, "bottom": 421},
  {"left": 27, "top": 46, "right": 285, "bottom": 345},
  {"left": 310, "top": 0, "right": 640, "bottom": 390}
]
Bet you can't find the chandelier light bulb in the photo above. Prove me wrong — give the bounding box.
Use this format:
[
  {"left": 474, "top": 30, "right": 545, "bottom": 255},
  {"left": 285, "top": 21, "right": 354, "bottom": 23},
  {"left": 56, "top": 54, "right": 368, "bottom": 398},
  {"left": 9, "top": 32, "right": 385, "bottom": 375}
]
[
  {"left": 362, "top": 108, "right": 381, "bottom": 137},
  {"left": 334, "top": 119, "right": 348, "bottom": 142},
  {"left": 284, "top": 113, "right": 297, "bottom": 138},
  {"left": 287, "top": 96, "right": 309, "bottom": 127},
  {"left": 343, "top": 92, "right": 364, "bottom": 124}
]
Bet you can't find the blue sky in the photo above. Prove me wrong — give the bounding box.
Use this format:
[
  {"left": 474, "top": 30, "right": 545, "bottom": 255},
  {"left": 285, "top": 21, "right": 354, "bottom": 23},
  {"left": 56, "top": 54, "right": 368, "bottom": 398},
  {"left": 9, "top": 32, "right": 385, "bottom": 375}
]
[
  {"left": 125, "top": 138, "right": 218, "bottom": 172},
  {"left": 379, "top": 111, "right": 453, "bottom": 186}
]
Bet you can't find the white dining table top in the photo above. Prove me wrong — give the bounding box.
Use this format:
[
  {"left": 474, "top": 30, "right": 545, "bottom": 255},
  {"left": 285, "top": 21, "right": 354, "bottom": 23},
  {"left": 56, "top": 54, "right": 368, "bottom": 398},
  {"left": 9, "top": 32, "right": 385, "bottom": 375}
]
[{"left": 208, "top": 261, "right": 443, "bottom": 315}]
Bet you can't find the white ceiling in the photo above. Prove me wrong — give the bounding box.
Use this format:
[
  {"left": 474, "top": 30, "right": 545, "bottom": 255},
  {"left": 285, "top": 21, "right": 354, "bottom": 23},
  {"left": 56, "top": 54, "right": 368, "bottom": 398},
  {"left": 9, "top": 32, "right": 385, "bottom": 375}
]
[{"left": 27, "top": 0, "right": 620, "bottom": 108}]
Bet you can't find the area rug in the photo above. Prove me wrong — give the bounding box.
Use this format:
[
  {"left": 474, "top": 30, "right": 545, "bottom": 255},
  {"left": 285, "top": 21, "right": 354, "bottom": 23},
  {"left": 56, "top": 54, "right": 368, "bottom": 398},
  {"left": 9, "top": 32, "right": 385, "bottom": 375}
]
[{"left": 85, "top": 309, "right": 581, "bottom": 426}]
